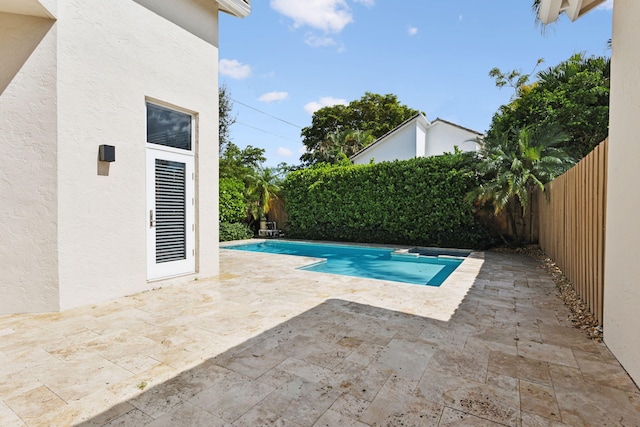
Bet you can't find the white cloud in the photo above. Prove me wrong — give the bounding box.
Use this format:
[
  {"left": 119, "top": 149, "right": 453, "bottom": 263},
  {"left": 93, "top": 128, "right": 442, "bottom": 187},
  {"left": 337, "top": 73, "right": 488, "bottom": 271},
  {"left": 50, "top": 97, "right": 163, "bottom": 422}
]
[
  {"left": 305, "top": 34, "right": 337, "bottom": 48},
  {"left": 219, "top": 59, "right": 251, "bottom": 79},
  {"left": 407, "top": 26, "right": 418, "bottom": 36},
  {"left": 298, "top": 145, "right": 308, "bottom": 154},
  {"left": 258, "top": 91, "right": 289, "bottom": 103},
  {"left": 270, "top": 0, "right": 353, "bottom": 33},
  {"left": 597, "top": 0, "right": 613, "bottom": 10},
  {"left": 304, "top": 96, "right": 348, "bottom": 114},
  {"left": 277, "top": 147, "right": 293, "bottom": 156},
  {"left": 353, "top": 0, "right": 375, "bottom": 6}
]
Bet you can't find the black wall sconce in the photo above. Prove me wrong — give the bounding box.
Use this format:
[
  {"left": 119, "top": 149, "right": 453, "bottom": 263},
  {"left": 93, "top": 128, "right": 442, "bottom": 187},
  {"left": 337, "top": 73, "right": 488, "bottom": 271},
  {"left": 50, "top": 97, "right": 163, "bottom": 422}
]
[{"left": 99, "top": 145, "right": 115, "bottom": 162}]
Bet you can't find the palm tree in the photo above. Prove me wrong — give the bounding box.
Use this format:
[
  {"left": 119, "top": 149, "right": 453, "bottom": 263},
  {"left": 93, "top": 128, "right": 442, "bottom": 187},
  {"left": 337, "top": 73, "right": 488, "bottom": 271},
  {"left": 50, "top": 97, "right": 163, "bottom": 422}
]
[
  {"left": 244, "top": 167, "right": 282, "bottom": 222},
  {"left": 468, "top": 126, "right": 575, "bottom": 244},
  {"left": 317, "top": 129, "right": 376, "bottom": 163}
]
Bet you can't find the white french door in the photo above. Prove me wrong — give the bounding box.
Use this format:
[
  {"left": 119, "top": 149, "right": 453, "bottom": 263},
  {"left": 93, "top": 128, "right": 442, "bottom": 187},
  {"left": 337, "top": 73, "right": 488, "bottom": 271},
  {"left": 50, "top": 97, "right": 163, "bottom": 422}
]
[{"left": 146, "top": 147, "right": 194, "bottom": 280}]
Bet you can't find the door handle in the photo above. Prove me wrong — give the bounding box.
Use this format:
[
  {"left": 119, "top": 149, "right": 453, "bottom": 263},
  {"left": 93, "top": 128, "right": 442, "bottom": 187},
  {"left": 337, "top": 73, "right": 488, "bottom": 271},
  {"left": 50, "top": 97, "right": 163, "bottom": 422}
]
[{"left": 149, "top": 210, "right": 156, "bottom": 227}]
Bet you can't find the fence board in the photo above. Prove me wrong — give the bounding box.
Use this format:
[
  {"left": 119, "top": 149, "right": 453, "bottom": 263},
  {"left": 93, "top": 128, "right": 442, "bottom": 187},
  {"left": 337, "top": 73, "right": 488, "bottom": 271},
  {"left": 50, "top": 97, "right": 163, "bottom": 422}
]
[{"left": 537, "top": 139, "right": 608, "bottom": 325}]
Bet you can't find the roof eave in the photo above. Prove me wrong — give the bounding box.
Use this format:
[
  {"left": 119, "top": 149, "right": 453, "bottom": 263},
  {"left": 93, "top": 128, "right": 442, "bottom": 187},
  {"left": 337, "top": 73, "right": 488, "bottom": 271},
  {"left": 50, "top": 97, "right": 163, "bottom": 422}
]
[
  {"left": 350, "top": 114, "right": 428, "bottom": 160},
  {"left": 218, "top": 0, "right": 250, "bottom": 18},
  {"left": 538, "top": 0, "right": 606, "bottom": 24}
]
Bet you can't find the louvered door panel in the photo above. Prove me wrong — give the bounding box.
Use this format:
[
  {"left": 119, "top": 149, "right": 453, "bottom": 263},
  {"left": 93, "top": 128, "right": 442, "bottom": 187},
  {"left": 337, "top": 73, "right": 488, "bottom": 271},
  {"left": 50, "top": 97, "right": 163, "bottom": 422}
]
[{"left": 155, "top": 159, "right": 186, "bottom": 263}]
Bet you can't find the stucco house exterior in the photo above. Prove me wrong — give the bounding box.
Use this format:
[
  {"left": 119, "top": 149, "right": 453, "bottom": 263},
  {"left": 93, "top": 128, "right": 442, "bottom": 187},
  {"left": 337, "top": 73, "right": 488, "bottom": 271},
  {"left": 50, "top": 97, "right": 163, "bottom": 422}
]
[
  {"left": 350, "top": 114, "right": 481, "bottom": 165},
  {"left": 539, "top": 0, "right": 640, "bottom": 385},
  {"left": 0, "top": 0, "right": 250, "bottom": 314}
]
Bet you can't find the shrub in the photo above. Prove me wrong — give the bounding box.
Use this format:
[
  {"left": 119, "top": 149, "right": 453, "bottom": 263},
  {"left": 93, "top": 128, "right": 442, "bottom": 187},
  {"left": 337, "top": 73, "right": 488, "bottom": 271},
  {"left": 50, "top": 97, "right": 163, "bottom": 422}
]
[
  {"left": 219, "top": 222, "right": 253, "bottom": 242},
  {"left": 283, "top": 154, "right": 494, "bottom": 249},
  {"left": 219, "top": 178, "right": 246, "bottom": 223}
]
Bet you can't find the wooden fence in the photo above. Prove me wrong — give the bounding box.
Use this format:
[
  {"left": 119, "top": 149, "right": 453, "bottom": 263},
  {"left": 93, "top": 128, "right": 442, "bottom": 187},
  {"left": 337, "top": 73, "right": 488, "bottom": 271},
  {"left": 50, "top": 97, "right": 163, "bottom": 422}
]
[
  {"left": 268, "top": 197, "right": 288, "bottom": 232},
  {"left": 538, "top": 139, "right": 608, "bottom": 325}
]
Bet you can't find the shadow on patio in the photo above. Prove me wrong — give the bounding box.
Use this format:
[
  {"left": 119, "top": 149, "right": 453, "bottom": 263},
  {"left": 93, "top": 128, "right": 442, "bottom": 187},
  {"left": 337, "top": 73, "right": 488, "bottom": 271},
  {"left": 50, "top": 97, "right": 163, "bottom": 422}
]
[{"left": 71, "top": 252, "right": 640, "bottom": 427}]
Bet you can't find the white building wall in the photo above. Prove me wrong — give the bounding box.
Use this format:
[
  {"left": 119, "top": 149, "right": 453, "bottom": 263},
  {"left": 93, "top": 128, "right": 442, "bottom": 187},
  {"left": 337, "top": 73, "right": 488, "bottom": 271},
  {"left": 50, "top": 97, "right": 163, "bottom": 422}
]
[
  {"left": 425, "top": 122, "right": 479, "bottom": 157},
  {"left": 415, "top": 122, "right": 427, "bottom": 158},
  {"left": 0, "top": 12, "right": 59, "bottom": 313},
  {"left": 55, "top": 0, "right": 220, "bottom": 310},
  {"left": 352, "top": 124, "right": 417, "bottom": 164},
  {"left": 603, "top": 0, "right": 640, "bottom": 385}
]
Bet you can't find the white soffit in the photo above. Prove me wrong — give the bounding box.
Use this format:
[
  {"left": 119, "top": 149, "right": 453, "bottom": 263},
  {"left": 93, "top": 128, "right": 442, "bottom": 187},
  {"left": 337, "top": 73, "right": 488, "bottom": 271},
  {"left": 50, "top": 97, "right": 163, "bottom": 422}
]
[
  {"left": 538, "top": 0, "right": 606, "bottom": 24},
  {"left": 218, "top": 0, "right": 250, "bottom": 18},
  {"left": 0, "top": 0, "right": 54, "bottom": 18}
]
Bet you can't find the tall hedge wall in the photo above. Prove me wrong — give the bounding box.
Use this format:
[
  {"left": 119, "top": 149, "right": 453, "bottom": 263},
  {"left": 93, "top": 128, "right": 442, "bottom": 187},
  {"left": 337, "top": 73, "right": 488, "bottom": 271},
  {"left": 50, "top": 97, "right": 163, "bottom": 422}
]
[
  {"left": 219, "top": 177, "right": 246, "bottom": 223},
  {"left": 283, "top": 155, "right": 492, "bottom": 248}
]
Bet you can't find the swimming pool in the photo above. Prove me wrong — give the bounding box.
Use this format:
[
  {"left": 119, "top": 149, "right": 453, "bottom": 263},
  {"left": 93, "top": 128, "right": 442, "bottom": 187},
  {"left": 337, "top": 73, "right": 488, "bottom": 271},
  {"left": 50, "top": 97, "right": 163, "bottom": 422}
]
[{"left": 222, "top": 241, "right": 465, "bottom": 286}]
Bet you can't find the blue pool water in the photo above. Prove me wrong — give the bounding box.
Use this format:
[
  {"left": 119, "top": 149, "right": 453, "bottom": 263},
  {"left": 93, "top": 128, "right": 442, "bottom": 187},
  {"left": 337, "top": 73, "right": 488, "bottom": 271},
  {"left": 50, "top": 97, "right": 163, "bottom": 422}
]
[{"left": 223, "top": 241, "right": 464, "bottom": 286}]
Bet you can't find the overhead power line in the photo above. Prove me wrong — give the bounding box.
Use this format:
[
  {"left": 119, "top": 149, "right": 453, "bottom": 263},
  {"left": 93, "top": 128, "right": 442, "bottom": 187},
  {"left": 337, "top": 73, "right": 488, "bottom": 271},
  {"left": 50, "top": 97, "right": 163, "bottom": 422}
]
[
  {"left": 230, "top": 97, "right": 303, "bottom": 129},
  {"left": 236, "top": 121, "right": 301, "bottom": 143}
]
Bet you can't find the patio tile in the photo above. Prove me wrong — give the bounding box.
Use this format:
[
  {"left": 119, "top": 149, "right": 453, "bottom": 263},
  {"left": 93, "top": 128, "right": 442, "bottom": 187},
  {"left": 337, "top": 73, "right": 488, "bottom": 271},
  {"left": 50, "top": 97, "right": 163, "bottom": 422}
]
[
  {"left": 375, "top": 338, "right": 436, "bottom": 380},
  {"left": 258, "top": 375, "right": 341, "bottom": 427},
  {"left": 188, "top": 369, "right": 275, "bottom": 423},
  {"left": 327, "top": 393, "right": 370, "bottom": 419},
  {"left": 232, "top": 405, "right": 301, "bottom": 427},
  {"left": 519, "top": 380, "right": 561, "bottom": 422},
  {"left": 37, "top": 354, "right": 133, "bottom": 402},
  {"left": 375, "top": 374, "right": 420, "bottom": 402},
  {"left": 485, "top": 371, "right": 519, "bottom": 394},
  {"left": 102, "top": 408, "right": 153, "bottom": 426},
  {"left": 215, "top": 338, "right": 289, "bottom": 379},
  {"left": 438, "top": 406, "right": 506, "bottom": 426},
  {"left": 0, "top": 249, "right": 639, "bottom": 426},
  {"left": 0, "top": 400, "right": 25, "bottom": 427},
  {"left": 519, "top": 411, "right": 571, "bottom": 426},
  {"left": 428, "top": 341, "right": 490, "bottom": 383},
  {"left": 129, "top": 361, "right": 232, "bottom": 419},
  {"left": 146, "top": 401, "right": 230, "bottom": 426},
  {"left": 550, "top": 363, "right": 640, "bottom": 425},
  {"left": 488, "top": 351, "right": 552, "bottom": 386},
  {"left": 328, "top": 360, "right": 392, "bottom": 401},
  {"left": 4, "top": 385, "right": 67, "bottom": 426},
  {"left": 517, "top": 340, "right": 579, "bottom": 368},
  {"left": 358, "top": 393, "right": 443, "bottom": 426},
  {"left": 312, "top": 409, "right": 369, "bottom": 427},
  {"left": 71, "top": 400, "right": 136, "bottom": 427},
  {"left": 416, "top": 369, "right": 521, "bottom": 425},
  {"left": 576, "top": 357, "right": 640, "bottom": 392}
]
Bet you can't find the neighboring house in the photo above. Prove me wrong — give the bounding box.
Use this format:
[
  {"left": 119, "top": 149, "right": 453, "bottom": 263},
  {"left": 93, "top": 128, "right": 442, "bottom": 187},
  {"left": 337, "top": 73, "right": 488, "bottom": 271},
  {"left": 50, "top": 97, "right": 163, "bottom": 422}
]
[
  {"left": 540, "top": 0, "right": 640, "bottom": 384},
  {"left": 350, "top": 114, "right": 481, "bottom": 165},
  {"left": 0, "top": 0, "right": 250, "bottom": 314}
]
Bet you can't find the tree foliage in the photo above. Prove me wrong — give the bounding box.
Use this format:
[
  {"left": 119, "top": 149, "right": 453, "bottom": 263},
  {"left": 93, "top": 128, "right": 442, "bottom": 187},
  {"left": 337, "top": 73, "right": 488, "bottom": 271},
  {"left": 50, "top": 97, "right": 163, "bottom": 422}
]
[
  {"left": 245, "top": 167, "right": 282, "bottom": 221},
  {"left": 468, "top": 126, "right": 575, "bottom": 244},
  {"left": 487, "top": 53, "right": 610, "bottom": 159},
  {"left": 219, "top": 143, "right": 267, "bottom": 181},
  {"left": 219, "top": 178, "right": 246, "bottom": 223},
  {"left": 284, "top": 154, "right": 493, "bottom": 248},
  {"left": 300, "top": 93, "right": 420, "bottom": 165},
  {"left": 219, "top": 84, "right": 236, "bottom": 151}
]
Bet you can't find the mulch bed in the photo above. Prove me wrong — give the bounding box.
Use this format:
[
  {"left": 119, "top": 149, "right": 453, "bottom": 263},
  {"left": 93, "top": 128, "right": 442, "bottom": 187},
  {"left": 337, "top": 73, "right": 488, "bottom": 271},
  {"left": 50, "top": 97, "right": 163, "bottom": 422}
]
[{"left": 491, "top": 245, "right": 603, "bottom": 342}]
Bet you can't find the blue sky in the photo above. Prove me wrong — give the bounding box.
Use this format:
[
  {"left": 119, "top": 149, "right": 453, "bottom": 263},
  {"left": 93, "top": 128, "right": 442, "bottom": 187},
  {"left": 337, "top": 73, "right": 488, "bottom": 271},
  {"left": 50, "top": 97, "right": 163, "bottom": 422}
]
[{"left": 219, "top": 0, "right": 613, "bottom": 167}]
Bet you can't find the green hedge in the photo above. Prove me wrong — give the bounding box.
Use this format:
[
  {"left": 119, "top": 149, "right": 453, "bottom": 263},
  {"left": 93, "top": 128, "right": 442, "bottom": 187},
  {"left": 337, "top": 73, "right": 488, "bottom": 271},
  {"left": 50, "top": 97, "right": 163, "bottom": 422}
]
[
  {"left": 283, "top": 154, "right": 493, "bottom": 248},
  {"left": 219, "top": 178, "right": 246, "bottom": 223},
  {"left": 219, "top": 222, "right": 254, "bottom": 242}
]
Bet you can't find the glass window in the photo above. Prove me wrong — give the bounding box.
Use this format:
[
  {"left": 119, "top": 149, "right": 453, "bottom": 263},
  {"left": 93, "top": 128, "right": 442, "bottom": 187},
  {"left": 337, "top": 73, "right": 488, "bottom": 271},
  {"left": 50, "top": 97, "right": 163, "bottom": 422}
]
[{"left": 146, "top": 103, "right": 192, "bottom": 151}]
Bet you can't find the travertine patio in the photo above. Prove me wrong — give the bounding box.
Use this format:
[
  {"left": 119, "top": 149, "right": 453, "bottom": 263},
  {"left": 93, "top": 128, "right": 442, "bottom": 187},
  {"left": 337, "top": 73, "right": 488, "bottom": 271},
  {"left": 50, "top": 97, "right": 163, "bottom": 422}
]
[{"left": 0, "top": 243, "right": 638, "bottom": 426}]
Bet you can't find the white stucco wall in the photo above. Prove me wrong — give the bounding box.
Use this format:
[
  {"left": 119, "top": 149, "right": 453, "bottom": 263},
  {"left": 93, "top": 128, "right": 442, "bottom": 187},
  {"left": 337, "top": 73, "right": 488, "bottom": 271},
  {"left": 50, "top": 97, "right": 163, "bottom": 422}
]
[
  {"left": 0, "top": 12, "right": 59, "bottom": 313},
  {"left": 1, "top": 0, "right": 222, "bottom": 313},
  {"left": 603, "top": 0, "right": 640, "bottom": 385},
  {"left": 55, "top": 0, "right": 220, "bottom": 310},
  {"left": 352, "top": 121, "right": 418, "bottom": 164},
  {"left": 425, "top": 121, "right": 479, "bottom": 157}
]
